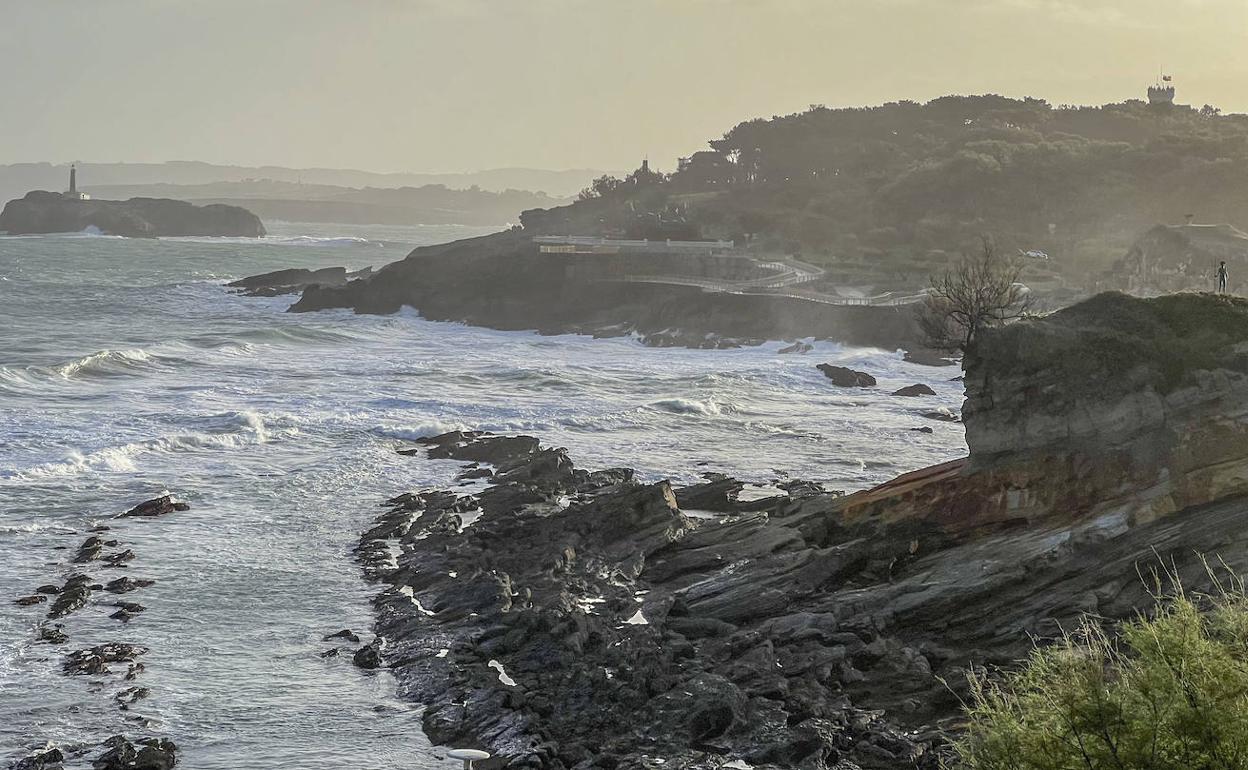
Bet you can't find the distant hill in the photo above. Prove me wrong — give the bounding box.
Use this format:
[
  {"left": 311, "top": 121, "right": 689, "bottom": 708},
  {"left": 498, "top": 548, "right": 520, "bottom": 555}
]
[
  {"left": 0, "top": 162, "right": 610, "bottom": 204},
  {"left": 521, "top": 95, "right": 1248, "bottom": 284},
  {"left": 77, "top": 181, "right": 571, "bottom": 227}
]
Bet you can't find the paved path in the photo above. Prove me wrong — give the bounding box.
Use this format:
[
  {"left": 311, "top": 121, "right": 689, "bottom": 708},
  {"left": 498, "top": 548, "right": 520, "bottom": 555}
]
[{"left": 600, "top": 256, "right": 928, "bottom": 307}]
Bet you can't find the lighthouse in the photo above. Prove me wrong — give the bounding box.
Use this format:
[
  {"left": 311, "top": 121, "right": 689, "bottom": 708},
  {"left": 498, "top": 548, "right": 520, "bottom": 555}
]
[{"left": 63, "top": 165, "right": 91, "bottom": 201}]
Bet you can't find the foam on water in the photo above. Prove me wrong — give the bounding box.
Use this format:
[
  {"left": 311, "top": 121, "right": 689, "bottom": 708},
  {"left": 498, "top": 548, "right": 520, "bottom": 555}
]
[{"left": 0, "top": 222, "right": 967, "bottom": 769}]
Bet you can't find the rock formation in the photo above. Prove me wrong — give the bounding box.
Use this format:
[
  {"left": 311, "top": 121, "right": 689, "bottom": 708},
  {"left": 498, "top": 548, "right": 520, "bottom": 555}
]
[
  {"left": 352, "top": 292, "right": 1248, "bottom": 769},
  {"left": 234, "top": 229, "right": 926, "bottom": 351},
  {"left": 226, "top": 266, "right": 374, "bottom": 297},
  {"left": 0, "top": 190, "right": 265, "bottom": 238}
]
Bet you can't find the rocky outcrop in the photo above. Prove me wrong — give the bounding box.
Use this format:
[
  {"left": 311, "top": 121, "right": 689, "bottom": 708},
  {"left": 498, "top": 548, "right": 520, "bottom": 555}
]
[
  {"left": 892, "top": 384, "right": 935, "bottom": 397},
  {"left": 226, "top": 266, "right": 374, "bottom": 297},
  {"left": 229, "top": 229, "right": 925, "bottom": 351},
  {"left": 351, "top": 292, "right": 1248, "bottom": 769},
  {"left": 0, "top": 190, "right": 264, "bottom": 238},
  {"left": 816, "top": 364, "right": 876, "bottom": 387}
]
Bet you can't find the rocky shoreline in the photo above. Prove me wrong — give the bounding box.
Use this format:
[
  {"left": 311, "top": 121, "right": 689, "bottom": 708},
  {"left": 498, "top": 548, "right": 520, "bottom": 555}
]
[
  {"left": 7, "top": 495, "right": 186, "bottom": 769},
  {"left": 346, "top": 292, "right": 1248, "bottom": 769},
  {"left": 232, "top": 229, "right": 930, "bottom": 353}
]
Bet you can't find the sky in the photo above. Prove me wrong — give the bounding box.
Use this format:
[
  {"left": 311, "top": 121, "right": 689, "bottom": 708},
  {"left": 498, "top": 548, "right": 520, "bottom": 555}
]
[{"left": 2, "top": 0, "right": 1245, "bottom": 174}]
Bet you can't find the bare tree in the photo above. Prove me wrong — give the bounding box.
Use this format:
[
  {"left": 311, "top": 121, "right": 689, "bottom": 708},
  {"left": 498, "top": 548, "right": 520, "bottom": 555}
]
[{"left": 918, "top": 239, "right": 1032, "bottom": 352}]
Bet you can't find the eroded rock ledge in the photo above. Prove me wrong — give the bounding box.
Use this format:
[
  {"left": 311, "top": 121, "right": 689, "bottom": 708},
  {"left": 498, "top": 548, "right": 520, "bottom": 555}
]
[{"left": 356, "top": 293, "right": 1248, "bottom": 769}]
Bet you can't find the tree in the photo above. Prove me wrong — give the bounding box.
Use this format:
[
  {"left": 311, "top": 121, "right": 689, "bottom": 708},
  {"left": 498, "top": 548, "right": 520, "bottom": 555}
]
[
  {"left": 954, "top": 575, "right": 1248, "bottom": 770},
  {"left": 918, "top": 239, "right": 1032, "bottom": 352},
  {"left": 577, "top": 175, "right": 624, "bottom": 201}
]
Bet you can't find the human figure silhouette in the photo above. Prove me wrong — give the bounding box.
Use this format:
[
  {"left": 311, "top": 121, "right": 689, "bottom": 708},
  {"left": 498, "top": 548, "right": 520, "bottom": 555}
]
[{"left": 1218, "top": 261, "right": 1229, "bottom": 293}]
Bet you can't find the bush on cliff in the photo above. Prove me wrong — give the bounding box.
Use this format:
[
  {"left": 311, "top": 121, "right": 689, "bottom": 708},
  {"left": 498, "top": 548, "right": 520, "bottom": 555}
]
[{"left": 954, "top": 577, "right": 1248, "bottom": 770}]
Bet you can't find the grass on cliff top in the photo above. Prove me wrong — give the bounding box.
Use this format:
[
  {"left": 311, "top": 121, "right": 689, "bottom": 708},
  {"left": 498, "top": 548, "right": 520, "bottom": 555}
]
[
  {"left": 975, "top": 291, "right": 1248, "bottom": 393},
  {"left": 953, "top": 576, "right": 1248, "bottom": 770}
]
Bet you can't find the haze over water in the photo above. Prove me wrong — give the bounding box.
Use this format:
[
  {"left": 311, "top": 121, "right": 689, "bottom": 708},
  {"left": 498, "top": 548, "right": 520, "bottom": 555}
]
[{"left": 0, "top": 223, "right": 965, "bottom": 768}]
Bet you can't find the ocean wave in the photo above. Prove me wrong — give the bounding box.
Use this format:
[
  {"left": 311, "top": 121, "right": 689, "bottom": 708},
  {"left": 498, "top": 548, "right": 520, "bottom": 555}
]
[
  {"left": 649, "top": 397, "right": 733, "bottom": 417},
  {"left": 159, "top": 234, "right": 381, "bottom": 248},
  {"left": 0, "top": 410, "right": 290, "bottom": 482},
  {"left": 371, "top": 419, "right": 472, "bottom": 442},
  {"left": 0, "top": 348, "right": 171, "bottom": 391}
]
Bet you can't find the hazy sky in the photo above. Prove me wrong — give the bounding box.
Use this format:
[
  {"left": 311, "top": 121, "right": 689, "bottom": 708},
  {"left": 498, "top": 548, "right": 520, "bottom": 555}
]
[{"left": 2, "top": 0, "right": 1245, "bottom": 173}]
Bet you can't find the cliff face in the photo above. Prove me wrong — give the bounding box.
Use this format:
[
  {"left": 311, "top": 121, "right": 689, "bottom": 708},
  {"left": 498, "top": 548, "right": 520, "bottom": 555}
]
[
  {"left": 287, "top": 229, "right": 925, "bottom": 350},
  {"left": 843, "top": 293, "right": 1248, "bottom": 535},
  {"left": 0, "top": 191, "right": 265, "bottom": 237}
]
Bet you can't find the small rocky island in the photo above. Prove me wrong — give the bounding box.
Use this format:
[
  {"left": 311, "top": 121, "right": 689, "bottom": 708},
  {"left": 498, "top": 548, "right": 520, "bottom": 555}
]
[
  {"left": 351, "top": 292, "right": 1248, "bottom": 769},
  {"left": 0, "top": 169, "right": 264, "bottom": 238}
]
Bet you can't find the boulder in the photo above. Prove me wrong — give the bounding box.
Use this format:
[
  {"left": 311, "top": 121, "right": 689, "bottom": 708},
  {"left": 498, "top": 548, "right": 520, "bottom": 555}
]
[
  {"left": 92, "top": 736, "right": 176, "bottom": 770},
  {"left": 816, "top": 364, "right": 876, "bottom": 387},
  {"left": 353, "top": 640, "right": 383, "bottom": 670},
  {"left": 10, "top": 747, "right": 64, "bottom": 770},
  {"left": 121, "top": 495, "right": 188, "bottom": 518},
  {"left": 892, "top": 384, "right": 936, "bottom": 397}
]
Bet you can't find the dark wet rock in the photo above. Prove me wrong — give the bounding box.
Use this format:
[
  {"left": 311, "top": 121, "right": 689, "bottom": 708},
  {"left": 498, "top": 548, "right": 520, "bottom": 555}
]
[
  {"left": 778, "top": 341, "right": 813, "bottom": 354},
  {"left": 48, "top": 575, "right": 93, "bottom": 619},
  {"left": 903, "top": 349, "right": 957, "bottom": 367},
  {"left": 14, "top": 595, "right": 47, "bottom": 606},
  {"left": 102, "top": 550, "right": 136, "bottom": 567},
  {"left": 113, "top": 686, "right": 150, "bottom": 711},
  {"left": 920, "top": 410, "right": 961, "bottom": 422},
  {"left": 123, "top": 663, "right": 145, "bottom": 681},
  {"left": 353, "top": 640, "right": 384, "bottom": 670},
  {"left": 73, "top": 536, "right": 106, "bottom": 563},
  {"left": 103, "top": 577, "right": 155, "bottom": 594},
  {"left": 227, "top": 266, "right": 372, "bottom": 297},
  {"left": 893, "top": 384, "right": 937, "bottom": 397},
  {"left": 674, "top": 478, "right": 745, "bottom": 512},
  {"left": 35, "top": 585, "right": 61, "bottom": 595},
  {"left": 92, "top": 736, "right": 177, "bottom": 770},
  {"left": 63, "top": 644, "right": 147, "bottom": 676},
  {"left": 9, "top": 747, "right": 65, "bottom": 770},
  {"left": 38, "top": 625, "right": 69, "bottom": 645},
  {"left": 319, "top": 648, "right": 341, "bottom": 659},
  {"left": 456, "top": 467, "right": 494, "bottom": 481},
  {"left": 816, "top": 364, "right": 876, "bottom": 387},
  {"left": 324, "top": 629, "right": 361, "bottom": 643},
  {"left": 910, "top": 426, "right": 935, "bottom": 434},
  {"left": 420, "top": 431, "right": 540, "bottom": 465},
  {"left": 89, "top": 525, "right": 112, "bottom": 533},
  {"left": 120, "top": 495, "right": 189, "bottom": 519}
]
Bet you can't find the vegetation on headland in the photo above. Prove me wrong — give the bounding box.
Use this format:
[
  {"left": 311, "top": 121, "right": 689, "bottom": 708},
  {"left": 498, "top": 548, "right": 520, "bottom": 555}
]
[
  {"left": 955, "top": 572, "right": 1248, "bottom": 770},
  {"left": 522, "top": 96, "right": 1248, "bottom": 286}
]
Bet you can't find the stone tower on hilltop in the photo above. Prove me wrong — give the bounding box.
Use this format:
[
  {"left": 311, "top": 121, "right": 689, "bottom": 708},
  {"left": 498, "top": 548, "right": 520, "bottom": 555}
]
[{"left": 62, "top": 165, "right": 90, "bottom": 201}]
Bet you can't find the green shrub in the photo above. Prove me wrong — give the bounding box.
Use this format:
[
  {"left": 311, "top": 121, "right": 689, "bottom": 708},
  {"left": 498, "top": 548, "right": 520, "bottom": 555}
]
[{"left": 953, "top": 576, "right": 1248, "bottom": 770}]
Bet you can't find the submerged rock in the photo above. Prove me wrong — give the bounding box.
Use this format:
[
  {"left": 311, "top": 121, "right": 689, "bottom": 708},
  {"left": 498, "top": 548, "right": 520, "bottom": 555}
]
[
  {"left": 103, "top": 577, "right": 155, "bottom": 594},
  {"left": 14, "top": 595, "right": 47, "bottom": 606},
  {"left": 323, "top": 629, "right": 360, "bottom": 643},
  {"left": 815, "top": 364, "right": 876, "bottom": 387}
]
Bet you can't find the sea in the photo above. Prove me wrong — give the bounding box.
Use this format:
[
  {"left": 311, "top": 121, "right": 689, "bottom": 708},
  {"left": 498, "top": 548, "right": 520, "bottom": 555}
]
[{"left": 0, "top": 221, "right": 967, "bottom": 769}]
